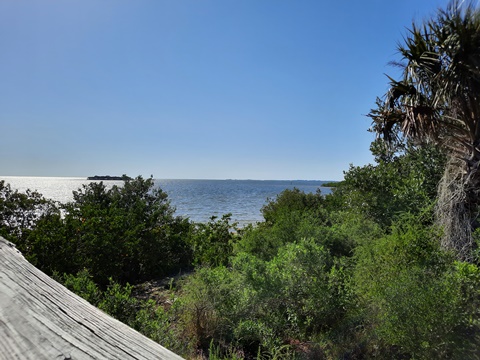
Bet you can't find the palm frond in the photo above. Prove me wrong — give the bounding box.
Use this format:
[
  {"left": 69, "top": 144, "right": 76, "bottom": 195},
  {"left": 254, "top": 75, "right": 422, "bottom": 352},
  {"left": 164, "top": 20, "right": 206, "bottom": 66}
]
[{"left": 370, "top": 0, "right": 480, "bottom": 163}]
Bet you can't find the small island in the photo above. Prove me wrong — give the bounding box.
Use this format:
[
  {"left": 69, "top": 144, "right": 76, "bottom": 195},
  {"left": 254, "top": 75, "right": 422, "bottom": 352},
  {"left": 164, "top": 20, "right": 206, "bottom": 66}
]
[
  {"left": 321, "top": 181, "right": 341, "bottom": 188},
  {"left": 87, "top": 175, "right": 129, "bottom": 181}
]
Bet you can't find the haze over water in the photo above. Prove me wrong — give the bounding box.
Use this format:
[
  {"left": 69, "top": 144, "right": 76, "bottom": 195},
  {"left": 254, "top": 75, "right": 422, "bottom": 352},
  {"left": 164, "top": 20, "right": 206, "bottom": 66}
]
[{"left": 0, "top": 177, "right": 332, "bottom": 225}]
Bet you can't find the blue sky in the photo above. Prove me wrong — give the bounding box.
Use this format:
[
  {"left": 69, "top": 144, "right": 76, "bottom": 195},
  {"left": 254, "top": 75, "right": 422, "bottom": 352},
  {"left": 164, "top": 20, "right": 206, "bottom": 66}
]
[{"left": 0, "top": 0, "right": 452, "bottom": 180}]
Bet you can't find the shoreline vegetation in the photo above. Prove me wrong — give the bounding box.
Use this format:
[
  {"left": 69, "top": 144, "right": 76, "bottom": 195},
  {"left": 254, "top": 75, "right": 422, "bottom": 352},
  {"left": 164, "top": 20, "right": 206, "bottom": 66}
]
[
  {"left": 317, "top": 181, "right": 340, "bottom": 188},
  {"left": 1, "top": 139, "right": 477, "bottom": 359},
  {"left": 2, "top": 2, "right": 480, "bottom": 359}
]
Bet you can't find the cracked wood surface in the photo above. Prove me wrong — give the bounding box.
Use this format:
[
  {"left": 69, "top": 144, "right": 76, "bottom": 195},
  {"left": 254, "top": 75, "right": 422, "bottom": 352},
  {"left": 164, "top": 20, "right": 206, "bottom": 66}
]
[{"left": 0, "top": 237, "right": 184, "bottom": 360}]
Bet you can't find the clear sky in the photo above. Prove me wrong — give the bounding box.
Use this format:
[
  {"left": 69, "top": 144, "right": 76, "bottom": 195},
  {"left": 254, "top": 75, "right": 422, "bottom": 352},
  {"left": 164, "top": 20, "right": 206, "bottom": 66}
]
[{"left": 0, "top": 0, "right": 452, "bottom": 180}]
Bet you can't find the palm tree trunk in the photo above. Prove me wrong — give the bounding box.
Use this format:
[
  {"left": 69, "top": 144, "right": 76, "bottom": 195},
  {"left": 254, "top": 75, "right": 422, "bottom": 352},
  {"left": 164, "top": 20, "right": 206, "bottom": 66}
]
[{"left": 435, "top": 156, "right": 480, "bottom": 261}]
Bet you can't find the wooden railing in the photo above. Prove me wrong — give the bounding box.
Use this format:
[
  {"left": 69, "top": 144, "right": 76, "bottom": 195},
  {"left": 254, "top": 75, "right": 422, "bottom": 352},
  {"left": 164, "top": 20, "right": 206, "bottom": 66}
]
[{"left": 0, "top": 237, "right": 183, "bottom": 360}]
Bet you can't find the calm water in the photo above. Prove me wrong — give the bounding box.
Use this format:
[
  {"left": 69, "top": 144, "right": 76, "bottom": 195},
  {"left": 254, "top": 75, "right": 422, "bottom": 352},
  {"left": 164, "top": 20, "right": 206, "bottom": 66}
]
[{"left": 0, "top": 177, "right": 332, "bottom": 225}]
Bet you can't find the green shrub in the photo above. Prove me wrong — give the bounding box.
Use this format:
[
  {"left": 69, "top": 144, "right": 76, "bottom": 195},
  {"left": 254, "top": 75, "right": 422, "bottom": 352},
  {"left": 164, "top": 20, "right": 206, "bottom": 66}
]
[
  {"left": 188, "top": 214, "right": 239, "bottom": 267},
  {"left": 59, "top": 268, "right": 102, "bottom": 305},
  {"left": 130, "top": 299, "right": 178, "bottom": 350},
  {"left": 335, "top": 143, "right": 445, "bottom": 228},
  {"left": 25, "top": 176, "right": 193, "bottom": 286},
  {"left": 238, "top": 208, "right": 379, "bottom": 264},
  {"left": 58, "top": 269, "right": 179, "bottom": 353},
  {"left": 24, "top": 213, "right": 76, "bottom": 275},
  {"left": 98, "top": 280, "right": 138, "bottom": 324},
  {"left": 175, "top": 265, "right": 249, "bottom": 353},
  {"left": 354, "top": 216, "right": 480, "bottom": 358},
  {"left": 58, "top": 269, "right": 137, "bottom": 323},
  {"left": 0, "top": 180, "right": 59, "bottom": 244},
  {"left": 177, "top": 236, "right": 356, "bottom": 358},
  {"left": 261, "top": 188, "right": 326, "bottom": 225}
]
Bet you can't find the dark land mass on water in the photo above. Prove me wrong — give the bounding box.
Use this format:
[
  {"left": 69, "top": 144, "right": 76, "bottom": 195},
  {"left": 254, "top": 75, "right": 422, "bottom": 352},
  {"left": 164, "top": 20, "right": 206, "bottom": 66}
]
[
  {"left": 320, "top": 180, "right": 341, "bottom": 187},
  {"left": 87, "top": 175, "right": 130, "bottom": 181}
]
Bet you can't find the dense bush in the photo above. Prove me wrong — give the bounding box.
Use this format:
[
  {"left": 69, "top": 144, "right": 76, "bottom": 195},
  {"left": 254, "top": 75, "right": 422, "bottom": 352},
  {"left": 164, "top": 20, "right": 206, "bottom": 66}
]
[
  {"left": 169, "top": 142, "right": 462, "bottom": 358},
  {"left": 335, "top": 143, "right": 446, "bottom": 228},
  {"left": 0, "top": 180, "right": 58, "bottom": 242},
  {"left": 237, "top": 188, "right": 341, "bottom": 261},
  {"left": 188, "top": 214, "right": 240, "bottom": 267},
  {"left": 237, "top": 189, "right": 380, "bottom": 262},
  {"left": 21, "top": 176, "right": 193, "bottom": 286},
  {"left": 354, "top": 215, "right": 480, "bottom": 358},
  {"left": 177, "top": 231, "right": 360, "bottom": 358},
  {"left": 261, "top": 188, "right": 326, "bottom": 224},
  {"left": 58, "top": 269, "right": 179, "bottom": 352}
]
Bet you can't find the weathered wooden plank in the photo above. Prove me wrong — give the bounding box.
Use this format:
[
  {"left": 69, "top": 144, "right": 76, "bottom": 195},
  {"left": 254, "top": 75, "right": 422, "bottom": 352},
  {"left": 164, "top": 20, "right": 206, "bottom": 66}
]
[{"left": 0, "top": 237, "right": 184, "bottom": 360}]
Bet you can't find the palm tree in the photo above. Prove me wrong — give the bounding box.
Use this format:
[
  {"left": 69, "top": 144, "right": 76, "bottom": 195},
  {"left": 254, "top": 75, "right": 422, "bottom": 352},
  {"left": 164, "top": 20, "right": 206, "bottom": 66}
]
[{"left": 369, "top": 0, "right": 480, "bottom": 260}]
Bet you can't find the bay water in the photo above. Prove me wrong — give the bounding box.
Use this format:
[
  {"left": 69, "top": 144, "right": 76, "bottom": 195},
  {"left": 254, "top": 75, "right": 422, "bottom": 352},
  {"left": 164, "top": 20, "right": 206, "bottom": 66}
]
[{"left": 0, "top": 177, "right": 332, "bottom": 225}]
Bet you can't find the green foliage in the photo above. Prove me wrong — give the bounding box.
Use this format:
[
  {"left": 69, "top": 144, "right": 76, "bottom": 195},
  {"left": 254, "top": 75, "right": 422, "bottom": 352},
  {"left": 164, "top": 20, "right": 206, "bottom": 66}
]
[
  {"left": 369, "top": 1, "right": 480, "bottom": 259},
  {"left": 207, "top": 340, "right": 244, "bottom": 360},
  {"left": 58, "top": 269, "right": 179, "bottom": 352},
  {"left": 58, "top": 269, "right": 137, "bottom": 323},
  {"left": 354, "top": 215, "right": 480, "bottom": 358},
  {"left": 320, "top": 181, "right": 340, "bottom": 188},
  {"left": 131, "top": 298, "right": 180, "bottom": 352},
  {"left": 98, "top": 280, "right": 138, "bottom": 323},
  {"left": 261, "top": 239, "right": 337, "bottom": 336},
  {"left": 261, "top": 188, "right": 325, "bottom": 224},
  {"left": 177, "top": 236, "right": 357, "bottom": 359},
  {"left": 23, "top": 212, "right": 76, "bottom": 275},
  {"left": 238, "top": 188, "right": 380, "bottom": 262},
  {"left": 25, "top": 176, "right": 193, "bottom": 286},
  {"left": 176, "top": 265, "right": 248, "bottom": 352},
  {"left": 237, "top": 188, "right": 344, "bottom": 261},
  {"left": 0, "top": 180, "right": 58, "bottom": 243},
  {"left": 335, "top": 143, "right": 446, "bottom": 228},
  {"left": 59, "top": 268, "right": 102, "bottom": 305},
  {"left": 188, "top": 214, "right": 239, "bottom": 267},
  {"left": 237, "top": 210, "right": 324, "bottom": 261}
]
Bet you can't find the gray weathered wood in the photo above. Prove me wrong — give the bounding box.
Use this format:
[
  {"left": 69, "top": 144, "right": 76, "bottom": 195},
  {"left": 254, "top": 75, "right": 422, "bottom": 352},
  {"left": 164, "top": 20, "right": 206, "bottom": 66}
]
[{"left": 0, "top": 237, "right": 184, "bottom": 360}]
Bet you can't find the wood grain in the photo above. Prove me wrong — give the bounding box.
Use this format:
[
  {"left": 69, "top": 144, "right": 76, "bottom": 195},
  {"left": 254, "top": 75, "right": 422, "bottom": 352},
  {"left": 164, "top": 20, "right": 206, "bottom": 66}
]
[{"left": 0, "top": 237, "right": 183, "bottom": 360}]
